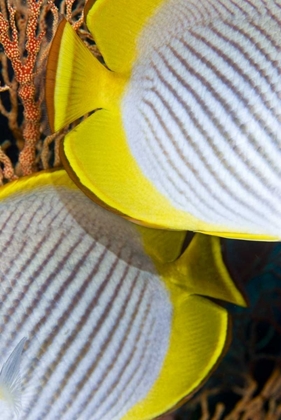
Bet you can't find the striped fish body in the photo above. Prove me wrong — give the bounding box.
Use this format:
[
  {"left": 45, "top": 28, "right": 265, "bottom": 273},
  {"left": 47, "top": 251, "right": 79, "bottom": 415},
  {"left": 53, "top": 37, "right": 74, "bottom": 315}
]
[
  {"left": 46, "top": 0, "right": 281, "bottom": 239},
  {"left": 0, "top": 169, "right": 246, "bottom": 420},
  {"left": 123, "top": 0, "right": 281, "bottom": 238},
  {"left": 0, "top": 170, "right": 170, "bottom": 420}
]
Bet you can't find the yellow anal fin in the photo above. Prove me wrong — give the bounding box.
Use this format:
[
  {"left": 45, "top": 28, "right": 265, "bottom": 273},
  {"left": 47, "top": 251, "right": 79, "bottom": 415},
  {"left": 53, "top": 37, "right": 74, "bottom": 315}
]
[
  {"left": 46, "top": 20, "right": 124, "bottom": 132},
  {"left": 61, "top": 109, "right": 199, "bottom": 230},
  {"left": 124, "top": 295, "right": 230, "bottom": 419},
  {"left": 85, "top": 0, "right": 167, "bottom": 73},
  {"left": 167, "top": 233, "right": 247, "bottom": 307}
]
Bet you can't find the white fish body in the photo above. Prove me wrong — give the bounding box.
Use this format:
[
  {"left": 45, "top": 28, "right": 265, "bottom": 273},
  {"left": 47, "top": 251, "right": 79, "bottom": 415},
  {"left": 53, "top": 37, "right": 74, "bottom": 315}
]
[
  {"left": 46, "top": 0, "right": 281, "bottom": 239},
  {"left": 0, "top": 169, "right": 245, "bottom": 419},
  {"left": 122, "top": 0, "right": 281, "bottom": 236},
  {"left": 0, "top": 172, "right": 171, "bottom": 419}
]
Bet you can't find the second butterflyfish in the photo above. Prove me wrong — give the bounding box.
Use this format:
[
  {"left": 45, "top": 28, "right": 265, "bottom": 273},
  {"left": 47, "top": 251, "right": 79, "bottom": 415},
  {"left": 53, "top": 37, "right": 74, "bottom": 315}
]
[
  {"left": 46, "top": 0, "right": 281, "bottom": 240},
  {"left": 0, "top": 169, "right": 245, "bottom": 419}
]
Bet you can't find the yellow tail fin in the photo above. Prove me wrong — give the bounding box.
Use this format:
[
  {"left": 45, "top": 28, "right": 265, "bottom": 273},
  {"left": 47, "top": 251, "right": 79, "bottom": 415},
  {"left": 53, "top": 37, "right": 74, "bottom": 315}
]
[
  {"left": 166, "top": 233, "right": 247, "bottom": 307},
  {"left": 46, "top": 20, "right": 125, "bottom": 132}
]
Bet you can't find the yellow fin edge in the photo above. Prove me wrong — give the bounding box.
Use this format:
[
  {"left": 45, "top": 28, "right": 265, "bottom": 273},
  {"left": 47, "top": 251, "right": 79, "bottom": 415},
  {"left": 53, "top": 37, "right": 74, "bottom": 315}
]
[
  {"left": 0, "top": 169, "right": 75, "bottom": 202},
  {"left": 124, "top": 295, "right": 230, "bottom": 419},
  {"left": 61, "top": 109, "right": 220, "bottom": 231}
]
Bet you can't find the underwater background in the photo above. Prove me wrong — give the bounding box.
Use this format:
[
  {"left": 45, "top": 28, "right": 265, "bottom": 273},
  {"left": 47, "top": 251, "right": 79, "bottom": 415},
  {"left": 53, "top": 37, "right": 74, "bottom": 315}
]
[{"left": 0, "top": 0, "right": 280, "bottom": 419}]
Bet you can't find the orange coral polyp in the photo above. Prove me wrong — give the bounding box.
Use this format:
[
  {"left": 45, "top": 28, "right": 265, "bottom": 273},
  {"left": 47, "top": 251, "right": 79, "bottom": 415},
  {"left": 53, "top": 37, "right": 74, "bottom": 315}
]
[{"left": 0, "top": 0, "right": 55, "bottom": 175}]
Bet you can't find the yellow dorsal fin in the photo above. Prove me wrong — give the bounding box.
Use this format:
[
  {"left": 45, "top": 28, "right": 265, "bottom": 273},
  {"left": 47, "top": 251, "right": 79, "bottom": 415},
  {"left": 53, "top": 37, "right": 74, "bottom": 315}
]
[
  {"left": 84, "top": 0, "right": 166, "bottom": 73},
  {"left": 46, "top": 20, "right": 125, "bottom": 132}
]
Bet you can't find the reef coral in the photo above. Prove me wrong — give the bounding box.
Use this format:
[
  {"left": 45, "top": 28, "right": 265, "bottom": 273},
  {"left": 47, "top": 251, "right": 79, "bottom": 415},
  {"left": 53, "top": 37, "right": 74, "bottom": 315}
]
[{"left": 0, "top": 0, "right": 94, "bottom": 180}]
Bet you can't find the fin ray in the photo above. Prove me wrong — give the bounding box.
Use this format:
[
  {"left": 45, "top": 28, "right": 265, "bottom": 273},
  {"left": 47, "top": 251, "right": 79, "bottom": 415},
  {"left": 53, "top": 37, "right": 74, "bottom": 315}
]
[
  {"left": 46, "top": 21, "right": 121, "bottom": 132},
  {"left": 170, "top": 234, "right": 247, "bottom": 306},
  {"left": 0, "top": 338, "right": 26, "bottom": 417}
]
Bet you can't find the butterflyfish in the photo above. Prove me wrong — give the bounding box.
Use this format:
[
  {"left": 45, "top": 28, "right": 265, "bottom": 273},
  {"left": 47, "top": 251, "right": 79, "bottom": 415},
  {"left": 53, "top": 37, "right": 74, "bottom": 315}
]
[
  {"left": 0, "top": 169, "right": 246, "bottom": 419},
  {"left": 46, "top": 0, "right": 281, "bottom": 240}
]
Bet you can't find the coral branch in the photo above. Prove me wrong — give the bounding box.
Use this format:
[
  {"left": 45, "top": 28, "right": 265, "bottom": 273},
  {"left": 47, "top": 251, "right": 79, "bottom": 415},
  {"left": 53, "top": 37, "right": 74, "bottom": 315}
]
[
  {"left": 0, "top": 0, "right": 58, "bottom": 175},
  {"left": 0, "top": 0, "right": 92, "bottom": 178},
  {"left": 0, "top": 84, "right": 9, "bottom": 92},
  {"left": 0, "top": 147, "right": 16, "bottom": 183}
]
